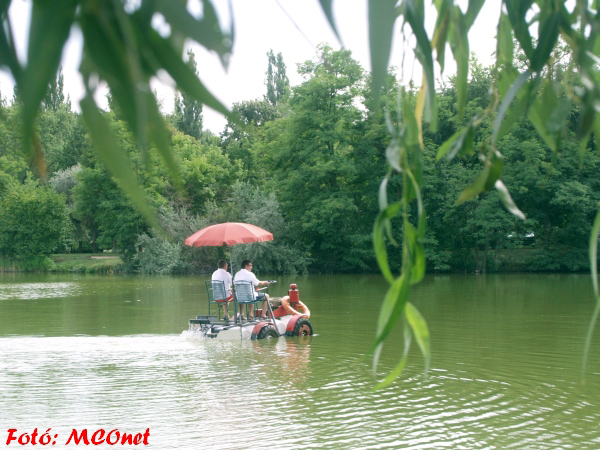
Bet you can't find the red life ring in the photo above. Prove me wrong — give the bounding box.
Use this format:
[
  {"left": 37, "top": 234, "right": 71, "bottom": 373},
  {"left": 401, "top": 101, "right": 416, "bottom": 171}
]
[{"left": 281, "top": 297, "right": 310, "bottom": 318}]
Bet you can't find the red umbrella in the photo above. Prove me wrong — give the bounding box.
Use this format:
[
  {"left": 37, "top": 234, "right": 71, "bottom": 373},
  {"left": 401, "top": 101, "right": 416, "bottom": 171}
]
[{"left": 185, "top": 222, "right": 273, "bottom": 247}]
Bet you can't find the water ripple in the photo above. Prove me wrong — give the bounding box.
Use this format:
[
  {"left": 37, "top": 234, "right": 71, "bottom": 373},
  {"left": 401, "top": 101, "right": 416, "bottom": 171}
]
[
  {"left": 2, "top": 274, "right": 600, "bottom": 449},
  {"left": 0, "top": 282, "right": 82, "bottom": 300}
]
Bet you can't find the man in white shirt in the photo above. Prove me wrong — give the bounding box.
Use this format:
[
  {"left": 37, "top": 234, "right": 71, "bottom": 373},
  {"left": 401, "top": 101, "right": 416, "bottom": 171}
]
[
  {"left": 211, "top": 260, "right": 233, "bottom": 321},
  {"left": 233, "top": 259, "right": 270, "bottom": 320}
]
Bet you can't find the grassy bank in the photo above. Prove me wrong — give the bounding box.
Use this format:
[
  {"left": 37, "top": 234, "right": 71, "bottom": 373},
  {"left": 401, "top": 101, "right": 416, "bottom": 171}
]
[
  {"left": 0, "top": 253, "right": 123, "bottom": 274},
  {"left": 51, "top": 253, "right": 123, "bottom": 274}
]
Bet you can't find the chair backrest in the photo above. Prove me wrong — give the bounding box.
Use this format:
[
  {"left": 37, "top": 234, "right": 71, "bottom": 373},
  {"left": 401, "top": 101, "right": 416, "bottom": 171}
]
[
  {"left": 234, "top": 280, "right": 256, "bottom": 303},
  {"left": 204, "top": 280, "right": 216, "bottom": 303},
  {"left": 211, "top": 280, "right": 228, "bottom": 301}
]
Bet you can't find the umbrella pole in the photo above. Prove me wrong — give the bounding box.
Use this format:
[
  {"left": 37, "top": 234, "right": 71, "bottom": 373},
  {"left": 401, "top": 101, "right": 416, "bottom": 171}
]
[
  {"left": 229, "top": 256, "right": 243, "bottom": 339},
  {"left": 237, "top": 301, "right": 243, "bottom": 340},
  {"left": 228, "top": 257, "right": 233, "bottom": 322}
]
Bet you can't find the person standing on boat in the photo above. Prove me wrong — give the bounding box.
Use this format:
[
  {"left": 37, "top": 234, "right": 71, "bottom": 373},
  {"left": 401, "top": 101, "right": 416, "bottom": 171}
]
[
  {"left": 234, "top": 259, "right": 270, "bottom": 320},
  {"left": 212, "top": 259, "right": 233, "bottom": 321}
]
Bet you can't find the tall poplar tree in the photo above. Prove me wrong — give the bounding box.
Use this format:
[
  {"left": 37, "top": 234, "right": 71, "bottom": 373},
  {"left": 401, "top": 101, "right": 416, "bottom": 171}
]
[
  {"left": 42, "top": 67, "right": 69, "bottom": 112},
  {"left": 265, "top": 50, "right": 289, "bottom": 107},
  {"left": 174, "top": 50, "right": 203, "bottom": 140}
]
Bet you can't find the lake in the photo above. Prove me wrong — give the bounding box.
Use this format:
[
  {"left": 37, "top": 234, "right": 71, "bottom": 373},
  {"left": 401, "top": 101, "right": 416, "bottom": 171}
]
[{"left": 0, "top": 273, "right": 599, "bottom": 449}]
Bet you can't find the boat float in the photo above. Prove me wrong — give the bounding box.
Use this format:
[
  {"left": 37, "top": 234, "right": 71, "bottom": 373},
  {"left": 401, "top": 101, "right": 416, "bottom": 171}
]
[{"left": 188, "top": 283, "right": 314, "bottom": 340}]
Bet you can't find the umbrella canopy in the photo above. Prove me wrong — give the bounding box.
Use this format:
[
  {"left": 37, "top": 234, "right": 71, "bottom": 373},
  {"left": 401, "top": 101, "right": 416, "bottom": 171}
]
[{"left": 184, "top": 222, "right": 273, "bottom": 247}]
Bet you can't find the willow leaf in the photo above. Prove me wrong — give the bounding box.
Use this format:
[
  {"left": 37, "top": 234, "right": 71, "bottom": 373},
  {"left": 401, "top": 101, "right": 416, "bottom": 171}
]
[
  {"left": 415, "top": 76, "right": 426, "bottom": 144},
  {"left": 529, "top": 100, "right": 556, "bottom": 152},
  {"left": 504, "top": 0, "right": 534, "bottom": 60},
  {"left": 465, "top": 0, "right": 485, "bottom": 30},
  {"left": 432, "top": 0, "right": 450, "bottom": 72},
  {"left": 21, "top": 0, "right": 77, "bottom": 167},
  {"left": 496, "top": 90, "right": 530, "bottom": 145},
  {"left": 413, "top": 240, "right": 425, "bottom": 283},
  {"left": 385, "top": 105, "right": 398, "bottom": 136},
  {"left": 456, "top": 167, "right": 489, "bottom": 204},
  {"left": 437, "top": 126, "right": 467, "bottom": 161},
  {"left": 111, "top": 0, "right": 150, "bottom": 149},
  {"left": 0, "top": 8, "right": 20, "bottom": 78},
  {"left": 405, "top": 222, "right": 425, "bottom": 284},
  {"left": 450, "top": 7, "right": 469, "bottom": 119},
  {"left": 545, "top": 93, "right": 571, "bottom": 135},
  {"left": 456, "top": 151, "right": 504, "bottom": 208},
  {"left": 495, "top": 180, "right": 525, "bottom": 220},
  {"left": 373, "top": 203, "right": 402, "bottom": 284},
  {"left": 372, "top": 341, "right": 384, "bottom": 378},
  {"left": 368, "top": 0, "right": 397, "bottom": 109},
  {"left": 0, "top": 30, "right": 14, "bottom": 71},
  {"left": 583, "top": 210, "right": 600, "bottom": 379},
  {"left": 385, "top": 139, "right": 402, "bottom": 173},
  {"left": 147, "top": 29, "right": 230, "bottom": 116},
  {"left": 80, "top": 12, "right": 141, "bottom": 137},
  {"left": 406, "top": 167, "right": 425, "bottom": 236},
  {"left": 372, "top": 274, "right": 410, "bottom": 357},
  {"left": 374, "top": 351, "right": 409, "bottom": 389},
  {"left": 374, "top": 324, "right": 412, "bottom": 389},
  {"left": 531, "top": 5, "right": 560, "bottom": 72},
  {"left": 155, "top": 0, "right": 232, "bottom": 66},
  {"left": 378, "top": 172, "right": 397, "bottom": 245},
  {"left": 497, "top": 65, "right": 518, "bottom": 99},
  {"left": 583, "top": 302, "right": 600, "bottom": 381},
  {"left": 577, "top": 96, "right": 595, "bottom": 162},
  {"left": 529, "top": 79, "right": 566, "bottom": 152},
  {"left": 492, "top": 70, "right": 532, "bottom": 146},
  {"left": 458, "top": 125, "right": 475, "bottom": 157},
  {"left": 146, "top": 93, "right": 183, "bottom": 190},
  {"left": 317, "top": 0, "right": 343, "bottom": 44},
  {"left": 405, "top": 0, "right": 436, "bottom": 128},
  {"left": 373, "top": 214, "right": 391, "bottom": 283},
  {"left": 378, "top": 170, "right": 391, "bottom": 212},
  {"left": 405, "top": 301, "right": 430, "bottom": 374},
  {"left": 496, "top": 12, "right": 514, "bottom": 67},
  {"left": 399, "top": 94, "right": 418, "bottom": 152},
  {"left": 80, "top": 94, "right": 159, "bottom": 231},
  {"left": 589, "top": 210, "right": 600, "bottom": 300}
]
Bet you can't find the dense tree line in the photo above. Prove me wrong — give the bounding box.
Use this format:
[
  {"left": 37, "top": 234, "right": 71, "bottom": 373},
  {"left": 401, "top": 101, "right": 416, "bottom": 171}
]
[{"left": 0, "top": 47, "right": 597, "bottom": 274}]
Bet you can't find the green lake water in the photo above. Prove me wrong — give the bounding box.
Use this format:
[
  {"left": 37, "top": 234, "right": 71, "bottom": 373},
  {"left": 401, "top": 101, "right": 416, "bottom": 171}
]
[{"left": 1, "top": 273, "right": 599, "bottom": 449}]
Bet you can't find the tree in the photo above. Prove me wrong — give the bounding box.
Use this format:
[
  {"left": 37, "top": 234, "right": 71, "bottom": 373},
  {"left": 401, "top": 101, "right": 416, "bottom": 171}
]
[
  {"left": 175, "top": 130, "right": 242, "bottom": 214},
  {"left": 0, "top": 101, "right": 29, "bottom": 183},
  {"left": 43, "top": 66, "right": 70, "bottom": 112},
  {"left": 73, "top": 165, "right": 146, "bottom": 262},
  {"left": 256, "top": 45, "right": 371, "bottom": 272},
  {"left": 37, "top": 105, "right": 86, "bottom": 174},
  {"left": 265, "top": 50, "right": 289, "bottom": 107},
  {"left": 0, "top": 179, "right": 70, "bottom": 260},
  {"left": 174, "top": 50, "right": 203, "bottom": 140},
  {"left": 221, "top": 99, "right": 279, "bottom": 174},
  {"left": 226, "top": 181, "right": 309, "bottom": 274}
]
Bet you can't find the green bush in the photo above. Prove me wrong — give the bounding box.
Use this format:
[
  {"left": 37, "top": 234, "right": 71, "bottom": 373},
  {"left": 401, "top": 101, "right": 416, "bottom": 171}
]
[
  {"left": 0, "top": 179, "right": 71, "bottom": 260},
  {"left": 135, "top": 233, "right": 181, "bottom": 274},
  {"left": 21, "top": 256, "right": 55, "bottom": 272}
]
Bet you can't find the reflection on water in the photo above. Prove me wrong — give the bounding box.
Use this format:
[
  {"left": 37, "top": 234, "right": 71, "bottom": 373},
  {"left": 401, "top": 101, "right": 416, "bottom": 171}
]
[
  {"left": 0, "top": 273, "right": 600, "bottom": 449},
  {"left": 0, "top": 282, "right": 82, "bottom": 300}
]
